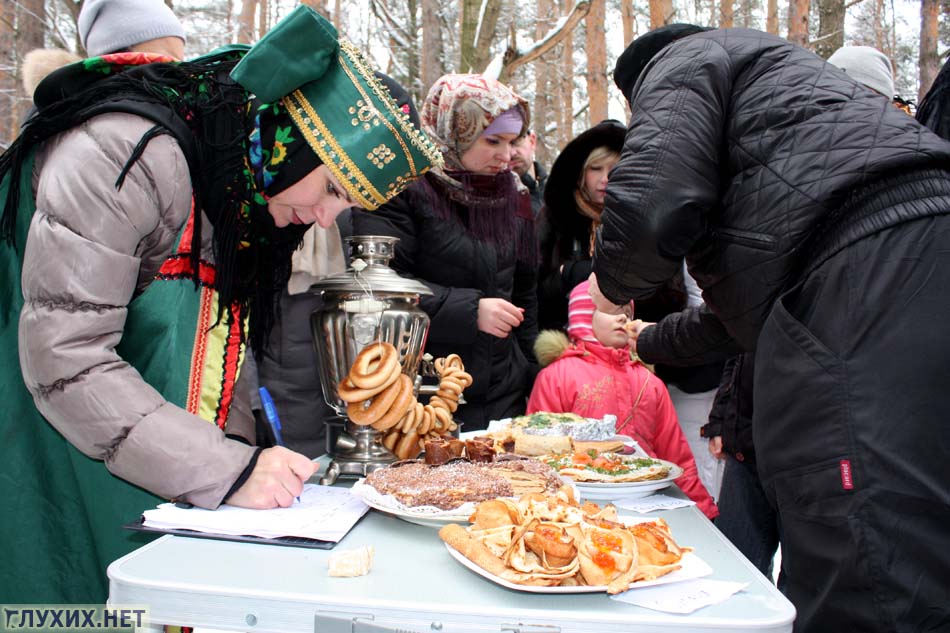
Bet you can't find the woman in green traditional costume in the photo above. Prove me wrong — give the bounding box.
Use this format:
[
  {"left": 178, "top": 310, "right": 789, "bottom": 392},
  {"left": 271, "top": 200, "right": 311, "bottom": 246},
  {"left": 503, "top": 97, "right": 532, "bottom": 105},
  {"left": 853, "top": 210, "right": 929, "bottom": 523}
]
[{"left": 0, "top": 6, "right": 441, "bottom": 603}]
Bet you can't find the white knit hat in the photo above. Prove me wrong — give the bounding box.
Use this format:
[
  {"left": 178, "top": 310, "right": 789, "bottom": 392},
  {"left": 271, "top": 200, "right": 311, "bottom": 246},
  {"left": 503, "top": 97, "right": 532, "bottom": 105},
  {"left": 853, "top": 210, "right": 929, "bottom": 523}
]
[
  {"left": 828, "top": 46, "right": 895, "bottom": 98},
  {"left": 78, "top": 0, "right": 186, "bottom": 58}
]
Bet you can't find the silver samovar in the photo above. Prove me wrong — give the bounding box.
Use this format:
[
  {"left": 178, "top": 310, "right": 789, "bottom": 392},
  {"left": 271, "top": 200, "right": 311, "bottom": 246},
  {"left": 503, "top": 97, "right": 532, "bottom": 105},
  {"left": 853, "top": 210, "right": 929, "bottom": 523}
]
[{"left": 309, "top": 235, "right": 432, "bottom": 485}]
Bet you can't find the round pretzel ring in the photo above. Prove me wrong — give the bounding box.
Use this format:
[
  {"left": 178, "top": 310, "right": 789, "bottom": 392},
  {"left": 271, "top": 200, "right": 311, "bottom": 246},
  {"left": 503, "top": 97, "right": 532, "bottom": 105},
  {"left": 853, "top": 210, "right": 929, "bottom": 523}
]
[
  {"left": 349, "top": 343, "right": 400, "bottom": 389},
  {"left": 338, "top": 359, "right": 401, "bottom": 402},
  {"left": 382, "top": 429, "right": 399, "bottom": 451},
  {"left": 347, "top": 371, "right": 402, "bottom": 425},
  {"left": 395, "top": 430, "right": 421, "bottom": 460},
  {"left": 372, "top": 374, "right": 416, "bottom": 432}
]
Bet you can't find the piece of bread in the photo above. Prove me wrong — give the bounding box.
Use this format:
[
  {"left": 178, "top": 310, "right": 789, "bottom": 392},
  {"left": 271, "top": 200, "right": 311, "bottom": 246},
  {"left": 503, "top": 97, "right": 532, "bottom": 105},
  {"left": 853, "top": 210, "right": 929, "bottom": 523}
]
[{"left": 327, "top": 545, "right": 375, "bottom": 577}]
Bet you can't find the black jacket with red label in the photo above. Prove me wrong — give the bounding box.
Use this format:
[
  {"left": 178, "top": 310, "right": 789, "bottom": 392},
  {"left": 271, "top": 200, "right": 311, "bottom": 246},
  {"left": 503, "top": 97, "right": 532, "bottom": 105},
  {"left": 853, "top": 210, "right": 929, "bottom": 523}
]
[{"left": 594, "top": 28, "right": 950, "bottom": 350}]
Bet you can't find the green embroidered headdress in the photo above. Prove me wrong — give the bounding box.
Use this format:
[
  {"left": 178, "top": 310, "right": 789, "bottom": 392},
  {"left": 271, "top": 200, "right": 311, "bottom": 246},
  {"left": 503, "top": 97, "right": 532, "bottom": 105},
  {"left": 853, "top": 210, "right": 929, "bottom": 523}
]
[{"left": 231, "top": 5, "right": 442, "bottom": 210}]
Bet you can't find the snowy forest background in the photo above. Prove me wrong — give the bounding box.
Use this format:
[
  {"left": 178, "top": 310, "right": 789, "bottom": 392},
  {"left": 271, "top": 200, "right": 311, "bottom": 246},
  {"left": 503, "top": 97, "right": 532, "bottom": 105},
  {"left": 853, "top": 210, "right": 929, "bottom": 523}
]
[{"left": 1, "top": 0, "right": 948, "bottom": 163}]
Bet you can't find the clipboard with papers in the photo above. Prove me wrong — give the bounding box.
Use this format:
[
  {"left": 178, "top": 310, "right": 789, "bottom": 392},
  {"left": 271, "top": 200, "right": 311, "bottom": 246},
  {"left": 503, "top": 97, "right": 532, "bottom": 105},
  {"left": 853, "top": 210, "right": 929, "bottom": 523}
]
[{"left": 125, "top": 483, "right": 369, "bottom": 550}]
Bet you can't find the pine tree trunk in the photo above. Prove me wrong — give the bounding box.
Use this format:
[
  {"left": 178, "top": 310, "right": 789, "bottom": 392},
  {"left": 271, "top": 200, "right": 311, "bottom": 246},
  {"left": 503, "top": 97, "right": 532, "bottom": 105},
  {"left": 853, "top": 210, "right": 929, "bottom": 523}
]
[
  {"left": 257, "top": 0, "right": 268, "bottom": 39},
  {"left": 301, "top": 0, "right": 331, "bottom": 21},
  {"left": 237, "top": 0, "right": 257, "bottom": 44},
  {"left": 1, "top": 1, "right": 16, "bottom": 145},
  {"left": 649, "top": 0, "right": 675, "bottom": 28},
  {"left": 872, "top": 0, "right": 886, "bottom": 51},
  {"left": 559, "top": 0, "right": 574, "bottom": 150},
  {"left": 766, "top": 0, "right": 779, "bottom": 33},
  {"left": 787, "top": 0, "right": 809, "bottom": 46},
  {"left": 10, "top": 0, "right": 45, "bottom": 138},
  {"left": 585, "top": 0, "right": 608, "bottom": 126},
  {"left": 421, "top": 0, "right": 445, "bottom": 95},
  {"left": 720, "top": 0, "right": 734, "bottom": 27},
  {"left": 919, "top": 0, "right": 940, "bottom": 101},
  {"left": 621, "top": 0, "right": 635, "bottom": 46},
  {"left": 814, "top": 0, "right": 844, "bottom": 59}
]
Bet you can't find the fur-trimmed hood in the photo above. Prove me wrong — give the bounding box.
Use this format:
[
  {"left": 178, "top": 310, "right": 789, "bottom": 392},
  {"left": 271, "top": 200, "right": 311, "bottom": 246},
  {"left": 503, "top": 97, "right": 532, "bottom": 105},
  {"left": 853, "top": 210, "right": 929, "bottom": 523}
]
[
  {"left": 22, "top": 49, "right": 81, "bottom": 99},
  {"left": 534, "top": 329, "right": 571, "bottom": 368}
]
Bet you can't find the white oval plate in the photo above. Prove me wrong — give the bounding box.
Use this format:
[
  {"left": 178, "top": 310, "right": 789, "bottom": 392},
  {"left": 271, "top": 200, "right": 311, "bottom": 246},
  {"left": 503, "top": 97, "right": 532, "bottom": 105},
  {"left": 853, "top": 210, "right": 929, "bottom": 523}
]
[
  {"left": 563, "top": 459, "right": 684, "bottom": 501},
  {"left": 444, "top": 542, "right": 711, "bottom": 593}
]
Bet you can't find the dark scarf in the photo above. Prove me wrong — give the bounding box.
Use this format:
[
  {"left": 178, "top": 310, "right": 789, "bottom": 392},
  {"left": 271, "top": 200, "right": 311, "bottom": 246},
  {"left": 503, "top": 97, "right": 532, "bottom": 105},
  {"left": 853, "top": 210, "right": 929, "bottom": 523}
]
[
  {"left": 0, "top": 52, "right": 310, "bottom": 355},
  {"left": 423, "top": 169, "right": 537, "bottom": 265}
]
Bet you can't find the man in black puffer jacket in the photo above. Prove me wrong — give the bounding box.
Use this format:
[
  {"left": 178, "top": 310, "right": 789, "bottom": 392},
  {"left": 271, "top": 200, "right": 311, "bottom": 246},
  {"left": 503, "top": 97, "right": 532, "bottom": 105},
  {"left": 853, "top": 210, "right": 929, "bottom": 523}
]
[{"left": 591, "top": 25, "right": 950, "bottom": 633}]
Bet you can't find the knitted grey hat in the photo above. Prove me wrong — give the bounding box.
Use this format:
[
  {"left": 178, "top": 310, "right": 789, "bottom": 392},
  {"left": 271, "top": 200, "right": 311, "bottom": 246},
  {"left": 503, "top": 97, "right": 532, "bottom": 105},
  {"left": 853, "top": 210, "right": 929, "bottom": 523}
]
[
  {"left": 827, "top": 46, "right": 895, "bottom": 98},
  {"left": 78, "top": 0, "right": 186, "bottom": 57}
]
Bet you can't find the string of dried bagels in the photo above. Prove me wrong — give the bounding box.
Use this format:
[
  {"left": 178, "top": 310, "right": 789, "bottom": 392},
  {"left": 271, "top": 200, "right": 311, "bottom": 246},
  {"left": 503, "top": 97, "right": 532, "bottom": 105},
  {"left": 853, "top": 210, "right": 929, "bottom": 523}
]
[{"left": 338, "top": 341, "right": 472, "bottom": 460}]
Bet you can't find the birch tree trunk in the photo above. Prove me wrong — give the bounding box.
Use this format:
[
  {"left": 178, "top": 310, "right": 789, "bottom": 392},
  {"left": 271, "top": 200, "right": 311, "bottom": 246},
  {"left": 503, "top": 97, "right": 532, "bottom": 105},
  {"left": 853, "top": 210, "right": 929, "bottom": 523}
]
[
  {"left": 421, "top": 0, "right": 445, "bottom": 94},
  {"left": 720, "top": 0, "right": 734, "bottom": 27},
  {"left": 237, "top": 0, "right": 258, "bottom": 44},
  {"left": 585, "top": 0, "right": 607, "bottom": 126},
  {"left": 460, "top": 0, "right": 477, "bottom": 72},
  {"left": 919, "top": 0, "right": 940, "bottom": 101},
  {"left": 815, "top": 0, "right": 844, "bottom": 59},
  {"left": 471, "top": 0, "right": 503, "bottom": 73},
  {"left": 787, "top": 0, "right": 809, "bottom": 46},
  {"left": 649, "top": 0, "right": 676, "bottom": 28},
  {"left": 766, "top": 0, "right": 779, "bottom": 34}
]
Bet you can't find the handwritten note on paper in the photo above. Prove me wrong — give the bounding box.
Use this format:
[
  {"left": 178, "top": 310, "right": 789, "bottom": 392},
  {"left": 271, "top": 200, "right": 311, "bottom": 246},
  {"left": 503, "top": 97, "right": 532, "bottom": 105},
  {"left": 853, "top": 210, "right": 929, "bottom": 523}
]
[
  {"left": 611, "top": 579, "right": 749, "bottom": 614},
  {"left": 613, "top": 494, "right": 696, "bottom": 513},
  {"left": 143, "top": 484, "right": 368, "bottom": 542}
]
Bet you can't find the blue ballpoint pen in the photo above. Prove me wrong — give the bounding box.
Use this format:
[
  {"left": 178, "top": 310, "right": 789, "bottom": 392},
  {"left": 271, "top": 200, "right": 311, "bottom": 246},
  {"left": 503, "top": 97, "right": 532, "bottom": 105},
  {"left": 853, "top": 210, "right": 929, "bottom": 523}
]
[
  {"left": 258, "top": 386, "right": 299, "bottom": 502},
  {"left": 258, "top": 386, "right": 285, "bottom": 447}
]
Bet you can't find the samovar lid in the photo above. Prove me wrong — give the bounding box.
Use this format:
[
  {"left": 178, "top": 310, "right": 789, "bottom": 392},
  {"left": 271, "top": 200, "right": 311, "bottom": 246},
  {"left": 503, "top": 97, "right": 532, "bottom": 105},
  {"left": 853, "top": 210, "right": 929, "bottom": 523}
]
[{"left": 308, "top": 235, "right": 433, "bottom": 296}]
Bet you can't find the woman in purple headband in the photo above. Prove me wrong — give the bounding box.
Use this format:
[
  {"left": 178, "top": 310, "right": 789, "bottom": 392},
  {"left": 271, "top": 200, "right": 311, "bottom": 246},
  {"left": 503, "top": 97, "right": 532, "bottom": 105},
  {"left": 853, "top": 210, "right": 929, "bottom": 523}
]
[{"left": 353, "top": 74, "right": 539, "bottom": 431}]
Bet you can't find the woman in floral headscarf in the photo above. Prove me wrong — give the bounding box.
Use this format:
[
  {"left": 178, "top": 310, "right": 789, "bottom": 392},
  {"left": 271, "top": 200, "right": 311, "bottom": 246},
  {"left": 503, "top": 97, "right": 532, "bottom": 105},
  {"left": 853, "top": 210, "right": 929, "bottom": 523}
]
[{"left": 353, "top": 74, "right": 539, "bottom": 431}]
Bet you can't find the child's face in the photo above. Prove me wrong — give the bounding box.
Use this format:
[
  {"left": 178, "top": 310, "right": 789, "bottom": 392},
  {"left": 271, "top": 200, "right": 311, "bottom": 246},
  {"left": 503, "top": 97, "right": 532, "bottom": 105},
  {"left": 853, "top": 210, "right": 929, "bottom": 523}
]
[{"left": 592, "top": 309, "right": 630, "bottom": 349}]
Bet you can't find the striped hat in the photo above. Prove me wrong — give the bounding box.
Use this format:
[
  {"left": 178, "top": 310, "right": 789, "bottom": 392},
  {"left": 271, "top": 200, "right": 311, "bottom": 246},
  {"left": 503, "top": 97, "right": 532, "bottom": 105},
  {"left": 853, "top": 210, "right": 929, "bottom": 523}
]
[{"left": 567, "top": 281, "right": 597, "bottom": 343}]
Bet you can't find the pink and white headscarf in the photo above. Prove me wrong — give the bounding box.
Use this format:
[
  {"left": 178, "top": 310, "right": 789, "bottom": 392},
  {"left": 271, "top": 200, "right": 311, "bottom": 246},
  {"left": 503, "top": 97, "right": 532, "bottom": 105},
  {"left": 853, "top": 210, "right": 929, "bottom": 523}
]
[
  {"left": 567, "top": 280, "right": 636, "bottom": 345},
  {"left": 567, "top": 280, "right": 598, "bottom": 344},
  {"left": 421, "top": 73, "right": 529, "bottom": 170}
]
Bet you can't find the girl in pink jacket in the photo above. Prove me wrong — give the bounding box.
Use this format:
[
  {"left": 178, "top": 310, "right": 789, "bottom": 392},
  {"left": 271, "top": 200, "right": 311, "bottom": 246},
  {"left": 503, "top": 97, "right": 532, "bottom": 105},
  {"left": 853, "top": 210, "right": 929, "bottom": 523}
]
[{"left": 528, "top": 280, "right": 718, "bottom": 519}]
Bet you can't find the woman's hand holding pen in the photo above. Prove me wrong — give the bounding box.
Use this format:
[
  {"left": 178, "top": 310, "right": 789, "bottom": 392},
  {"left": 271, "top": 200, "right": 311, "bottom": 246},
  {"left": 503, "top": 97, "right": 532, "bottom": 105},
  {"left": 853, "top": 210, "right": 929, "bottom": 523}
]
[{"left": 226, "top": 447, "right": 317, "bottom": 509}]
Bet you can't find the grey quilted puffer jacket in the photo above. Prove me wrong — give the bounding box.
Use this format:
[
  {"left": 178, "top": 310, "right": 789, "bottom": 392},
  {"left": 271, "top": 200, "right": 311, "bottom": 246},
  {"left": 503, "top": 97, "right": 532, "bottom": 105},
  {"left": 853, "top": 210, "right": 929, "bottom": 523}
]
[
  {"left": 594, "top": 28, "right": 950, "bottom": 350},
  {"left": 20, "top": 112, "right": 257, "bottom": 508}
]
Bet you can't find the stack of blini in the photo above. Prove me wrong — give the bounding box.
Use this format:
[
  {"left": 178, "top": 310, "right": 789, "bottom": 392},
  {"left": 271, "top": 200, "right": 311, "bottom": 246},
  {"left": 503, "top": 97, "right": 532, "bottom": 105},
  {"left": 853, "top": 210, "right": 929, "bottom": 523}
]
[{"left": 338, "top": 342, "right": 472, "bottom": 459}]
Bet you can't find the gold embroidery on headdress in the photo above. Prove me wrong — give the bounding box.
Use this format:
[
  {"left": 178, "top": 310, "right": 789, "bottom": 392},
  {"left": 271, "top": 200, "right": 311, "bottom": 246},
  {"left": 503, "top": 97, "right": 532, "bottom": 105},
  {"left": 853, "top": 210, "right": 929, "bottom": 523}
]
[{"left": 368, "top": 144, "right": 396, "bottom": 169}]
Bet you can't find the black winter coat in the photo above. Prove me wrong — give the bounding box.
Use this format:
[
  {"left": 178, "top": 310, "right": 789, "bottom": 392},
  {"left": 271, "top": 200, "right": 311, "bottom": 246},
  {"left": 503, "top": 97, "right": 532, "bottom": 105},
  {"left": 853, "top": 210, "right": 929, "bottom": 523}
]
[
  {"left": 351, "top": 178, "right": 539, "bottom": 431},
  {"left": 594, "top": 28, "right": 950, "bottom": 350},
  {"left": 703, "top": 352, "right": 755, "bottom": 465}
]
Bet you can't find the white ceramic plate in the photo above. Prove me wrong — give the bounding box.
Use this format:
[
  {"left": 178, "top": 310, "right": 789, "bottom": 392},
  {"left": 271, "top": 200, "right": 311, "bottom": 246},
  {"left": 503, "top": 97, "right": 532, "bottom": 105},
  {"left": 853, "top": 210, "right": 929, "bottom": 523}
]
[
  {"left": 564, "top": 459, "right": 684, "bottom": 501},
  {"left": 349, "top": 479, "right": 474, "bottom": 528},
  {"left": 444, "top": 544, "right": 711, "bottom": 593},
  {"left": 350, "top": 477, "right": 579, "bottom": 528}
]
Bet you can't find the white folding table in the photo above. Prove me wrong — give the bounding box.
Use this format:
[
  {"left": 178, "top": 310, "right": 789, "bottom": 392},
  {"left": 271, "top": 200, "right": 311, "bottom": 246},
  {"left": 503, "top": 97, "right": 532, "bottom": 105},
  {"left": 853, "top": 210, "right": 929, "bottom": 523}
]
[{"left": 108, "top": 473, "right": 794, "bottom": 633}]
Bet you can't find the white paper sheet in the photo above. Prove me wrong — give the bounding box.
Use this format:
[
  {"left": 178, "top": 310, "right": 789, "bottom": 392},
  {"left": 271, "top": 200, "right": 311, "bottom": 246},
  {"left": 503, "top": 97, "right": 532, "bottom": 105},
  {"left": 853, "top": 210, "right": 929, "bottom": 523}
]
[
  {"left": 143, "top": 484, "right": 368, "bottom": 542},
  {"left": 611, "top": 578, "right": 749, "bottom": 613},
  {"left": 613, "top": 494, "right": 696, "bottom": 513}
]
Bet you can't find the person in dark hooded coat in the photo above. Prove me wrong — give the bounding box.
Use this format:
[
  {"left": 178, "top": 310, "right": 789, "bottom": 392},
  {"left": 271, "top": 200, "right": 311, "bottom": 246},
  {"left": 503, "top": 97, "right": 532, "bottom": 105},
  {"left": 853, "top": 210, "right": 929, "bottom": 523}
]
[{"left": 590, "top": 24, "right": 950, "bottom": 633}]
